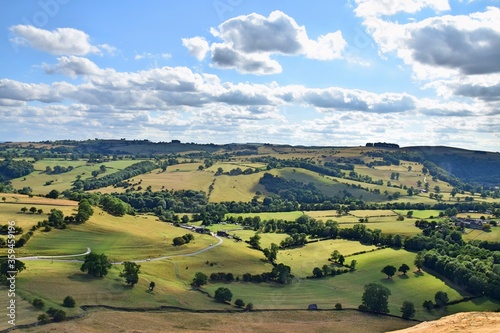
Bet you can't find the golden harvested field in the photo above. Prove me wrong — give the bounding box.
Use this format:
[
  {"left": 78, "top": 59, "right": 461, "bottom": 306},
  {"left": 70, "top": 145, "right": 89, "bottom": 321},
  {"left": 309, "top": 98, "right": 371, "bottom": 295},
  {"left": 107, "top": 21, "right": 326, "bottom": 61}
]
[{"left": 18, "top": 309, "right": 416, "bottom": 333}]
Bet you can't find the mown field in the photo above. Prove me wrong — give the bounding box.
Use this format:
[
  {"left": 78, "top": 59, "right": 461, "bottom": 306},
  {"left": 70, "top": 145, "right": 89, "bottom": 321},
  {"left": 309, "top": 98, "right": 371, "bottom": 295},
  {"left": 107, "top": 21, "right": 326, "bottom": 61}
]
[{"left": 11, "top": 308, "right": 417, "bottom": 333}]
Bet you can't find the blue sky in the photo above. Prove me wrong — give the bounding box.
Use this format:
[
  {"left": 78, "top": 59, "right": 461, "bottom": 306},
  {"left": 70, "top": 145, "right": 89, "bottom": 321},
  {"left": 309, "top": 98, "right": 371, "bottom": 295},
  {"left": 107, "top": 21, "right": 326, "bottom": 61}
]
[{"left": 1, "top": 0, "right": 499, "bottom": 151}]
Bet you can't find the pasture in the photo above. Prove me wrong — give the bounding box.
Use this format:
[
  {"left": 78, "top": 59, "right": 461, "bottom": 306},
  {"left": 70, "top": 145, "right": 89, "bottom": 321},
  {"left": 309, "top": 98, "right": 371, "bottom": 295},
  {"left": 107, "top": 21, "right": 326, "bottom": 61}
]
[
  {"left": 202, "top": 248, "right": 469, "bottom": 321},
  {"left": 277, "top": 239, "right": 377, "bottom": 278},
  {"left": 16, "top": 209, "right": 214, "bottom": 261},
  {"left": 10, "top": 159, "right": 140, "bottom": 195}
]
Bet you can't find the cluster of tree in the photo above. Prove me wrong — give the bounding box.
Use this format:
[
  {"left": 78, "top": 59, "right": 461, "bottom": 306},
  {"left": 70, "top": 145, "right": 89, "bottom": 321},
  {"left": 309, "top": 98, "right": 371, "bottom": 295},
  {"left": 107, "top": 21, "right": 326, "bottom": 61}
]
[
  {"left": 259, "top": 173, "right": 329, "bottom": 204},
  {"left": 40, "top": 307, "right": 67, "bottom": 322},
  {"left": 250, "top": 156, "right": 345, "bottom": 178},
  {"left": 381, "top": 264, "right": 410, "bottom": 279},
  {"left": 74, "top": 160, "right": 157, "bottom": 190},
  {"left": 0, "top": 224, "right": 23, "bottom": 235},
  {"left": 113, "top": 189, "right": 208, "bottom": 214},
  {"left": 279, "top": 232, "right": 307, "bottom": 248},
  {"left": 0, "top": 158, "right": 34, "bottom": 181},
  {"left": 91, "top": 164, "right": 107, "bottom": 177},
  {"left": 45, "top": 165, "right": 74, "bottom": 175},
  {"left": 173, "top": 233, "right": 194, "bottom": 246},
  {"left": 242, "top": 264, "right": 294, "bottom": 284},
  {"left": 0, "top": 259, "right": 26, "bottom": 285},
  {"left": 100, "top": 195, "right": 132, "bottom": 216},
  {"left": 311, "top": 265, "right": 351, "bottom": 278},
  {"left": 215, "top": 166, "right": 261, "bottom": 176},
  {"left": 210, "top": 272, "right": 235, "bottom": 282},
  {"left": 422, "top": 291, "right": 449, "bottom": 310},
  {"left": 323, "top": 161, "right": 355, "bottom": 171},
  {"left": 365, "top": 142, "right": 400, "bottom": 148}
]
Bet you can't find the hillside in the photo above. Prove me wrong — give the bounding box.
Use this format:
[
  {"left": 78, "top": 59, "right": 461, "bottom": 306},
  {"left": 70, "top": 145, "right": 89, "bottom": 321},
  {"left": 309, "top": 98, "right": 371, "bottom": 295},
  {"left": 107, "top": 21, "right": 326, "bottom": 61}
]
[
  {"left": 388, "top": 312, "right": 500, "bottom": 333},
  {"left": 1, "top": 140, "right": 500, "bottom": 332}
]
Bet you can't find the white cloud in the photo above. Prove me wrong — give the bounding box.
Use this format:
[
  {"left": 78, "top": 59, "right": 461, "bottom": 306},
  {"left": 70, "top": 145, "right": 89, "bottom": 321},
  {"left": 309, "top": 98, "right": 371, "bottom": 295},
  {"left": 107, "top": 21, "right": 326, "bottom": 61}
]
[
  {"left": 134, "top": 52, "right": 171, "bottom": 60},
  {"left": 186, "top": 11, "right": 346, "bottom": 74},
  {"left": 44, "top": 56, "right": 105, "bottom": 78},
  {"left": 354, "top": 0, "right": 450, "bottom": 18},
  {"left": 9, "top": 25, "right": 114, "bottom": 56},
  {"left": 182, "top": 37, "right": 209, "bottom": 61}
]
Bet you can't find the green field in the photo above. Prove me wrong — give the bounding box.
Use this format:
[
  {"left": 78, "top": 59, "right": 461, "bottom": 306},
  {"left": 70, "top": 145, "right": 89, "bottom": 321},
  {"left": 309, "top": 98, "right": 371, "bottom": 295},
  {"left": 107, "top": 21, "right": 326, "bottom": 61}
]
[
  {"left": 14, "top": 209, "right": 214, "bottom": 261},
  {"left": 10, "top": 159, "right": 140, "bottom": 195},
  {"left": 203, "top": 248, "right": 475, "bottom": 321}
]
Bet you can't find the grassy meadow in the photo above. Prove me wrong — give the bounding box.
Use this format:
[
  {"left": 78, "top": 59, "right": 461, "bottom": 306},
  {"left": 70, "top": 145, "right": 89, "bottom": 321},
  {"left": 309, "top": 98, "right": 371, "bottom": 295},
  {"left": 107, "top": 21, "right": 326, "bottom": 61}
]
[{"left": 10, "top": 159, "right": 140, "bottom": 195}]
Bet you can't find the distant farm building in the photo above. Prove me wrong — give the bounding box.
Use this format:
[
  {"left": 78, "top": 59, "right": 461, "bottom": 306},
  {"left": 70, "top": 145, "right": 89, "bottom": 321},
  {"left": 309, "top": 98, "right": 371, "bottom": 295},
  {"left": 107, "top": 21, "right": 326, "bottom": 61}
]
[{"left": 455, "top": 218, "right": 484, "bottom": 230}]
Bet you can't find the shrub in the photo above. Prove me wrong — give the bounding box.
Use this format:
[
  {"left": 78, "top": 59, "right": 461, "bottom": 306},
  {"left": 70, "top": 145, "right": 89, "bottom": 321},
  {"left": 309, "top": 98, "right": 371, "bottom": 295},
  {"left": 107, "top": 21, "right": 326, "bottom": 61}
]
[
  {"left": 32, "top": 298, "right": 45, "bottom": 309},
  {"left": 335, "top": 303, "right": 342, "bottom": 310},
  {"left": 63, "top": 296, "right": 75, "bottom": 308},
  {"left": 234, "top": 299, "right": 245, "bottom": 308}
]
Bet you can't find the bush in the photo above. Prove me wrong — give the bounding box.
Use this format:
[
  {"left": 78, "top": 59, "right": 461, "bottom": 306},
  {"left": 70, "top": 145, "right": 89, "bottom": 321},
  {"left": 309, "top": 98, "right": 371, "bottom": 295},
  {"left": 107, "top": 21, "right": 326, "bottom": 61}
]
[
  {"left": 335, "top": 303, "right": 342, "bottom": 310},
  {"left": 234, "top": 299, "right": 245, "bottom": 308},
  {"left": 37, "top": 313, "right": 50, "bottom": 323},
  {"left": 63, "top": 296, "right": 75, "bottom": 308},
  {"left": 32, "top": 298, "right": 45, "bottom": 309}
]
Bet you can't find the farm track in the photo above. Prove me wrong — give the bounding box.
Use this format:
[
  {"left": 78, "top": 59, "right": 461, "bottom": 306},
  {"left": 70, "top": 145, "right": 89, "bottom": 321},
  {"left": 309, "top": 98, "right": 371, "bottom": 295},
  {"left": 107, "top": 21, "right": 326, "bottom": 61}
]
[{"left": 16, "top": 236, "right": 224, "bottom": 264}]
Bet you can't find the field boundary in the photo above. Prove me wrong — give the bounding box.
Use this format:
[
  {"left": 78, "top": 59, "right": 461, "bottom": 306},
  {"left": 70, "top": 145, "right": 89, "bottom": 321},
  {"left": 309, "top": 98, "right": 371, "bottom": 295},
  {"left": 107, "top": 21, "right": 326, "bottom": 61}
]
[{"left": 0, "top": 306, "right": 422, "bottom": 332}]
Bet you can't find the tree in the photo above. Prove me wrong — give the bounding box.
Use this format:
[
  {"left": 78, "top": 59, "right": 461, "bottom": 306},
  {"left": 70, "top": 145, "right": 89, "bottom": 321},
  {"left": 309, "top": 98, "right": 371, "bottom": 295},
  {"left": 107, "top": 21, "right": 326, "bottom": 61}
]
[
  {"left": 20, "top": 206, "right": 27, "bottom": 213},
  {"left": 414, "top": 252, "right": 424, "bottom": 272},
  {"left": 1, "top": 197, "right": 5, "bottom": 203},
  {"left": 312, "top": 267, "right": 323, "bottom": 278},
  {"left": 335, "top": 303, "right": 342, "bottom": 310},
  {"left": 245, "top": 303, "right": 254, "bottom": 311},
  {"left": 263, "top": 243, "right": 279, "bottom": 264},
  {"left": 422, "top": 300, "right": 434, "bottom": 311},
  {"left": 398, "top": 263, "right": 410, "bottom": 275},
  {"left": 192, "top": 272, "right": 208, "bottom": 287},
  {"left": 46, "top": 307, "right": 66, "bottom": 322},
  {"left": 173, "top": 237, "right": 186, "bottom": 246},
  {"left": 350, "top": 260, "right": 357, "bottom": 271},
  {"left": 48, "top": 209, "right": 64, "bottom": 227},
  {"left": 272, "top": 263, "right": 294, "bottom": 284},
  {"left": 62, "top": 296, "right": 75, "bottom": 308},
  {"left": 248, "top": 233, "right": 261, "bottom": 250},
  {"left": 119, "top": 261, "right": 141, "bottom": 286},
  {"left": 381, "top": 265, "right": 397, "bottom": 279},
  {"left": 214, "top": 287, "right": 233, "bottom": 303},
  {"left": 361, "top": 283, "right": 391, "bottom": 314},
  {"left": 76, "top": 199, "right": 94, "bottom": 223},
  {"left": 29, "top": 206, "right": 37, "bottom": 214},
  {"left": 234, "top": 299, "right": 245, "bottom": 308},
  {"left": 80, "top": 253, "right": 112, "bottom": 278},
  {"left": 37, "top": 208, "right": 43, "bottom": 214},
  {"left": 37, "top": 313, "right": 50, "bottom": 323},
  {"left": 149, "top": 281, "right": 156, "bottom": 291},
  {"left": 434, "top": 291, "right": 449, "bottom": 307},
  {"left": 401, "top": 301, "right": 415, "bottom": 319},
  {"left": 32, "top": 298, "right": 45, "bottom": 309},
  {"left": 46, "top": 189, "right": 60, "bottom": 199}
]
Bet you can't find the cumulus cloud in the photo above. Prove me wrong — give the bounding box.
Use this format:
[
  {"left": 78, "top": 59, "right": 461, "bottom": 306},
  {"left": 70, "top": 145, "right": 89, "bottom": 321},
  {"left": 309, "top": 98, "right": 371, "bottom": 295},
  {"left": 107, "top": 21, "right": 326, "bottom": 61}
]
[
  {"left": 44, "top": 56, "right": 105, "bottom": 78},
  {"left": 9, "top": 25, "right": 113, "bottom": 55},
  {"left": 301, "top": 88, "right": 416, "bottom": 113},
  {"left": 182, "top": 37, "right": 209, "bottom": 61},
  {"left": 184, "top": 11, "right": 346, "bottom": 74}
]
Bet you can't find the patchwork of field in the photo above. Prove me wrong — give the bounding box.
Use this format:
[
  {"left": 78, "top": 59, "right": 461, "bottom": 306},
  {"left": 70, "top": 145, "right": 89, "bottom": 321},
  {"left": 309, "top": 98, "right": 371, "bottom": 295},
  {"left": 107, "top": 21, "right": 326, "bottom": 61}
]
[{"left": 10, "top": 159, "right": 140, "bottom": 195}]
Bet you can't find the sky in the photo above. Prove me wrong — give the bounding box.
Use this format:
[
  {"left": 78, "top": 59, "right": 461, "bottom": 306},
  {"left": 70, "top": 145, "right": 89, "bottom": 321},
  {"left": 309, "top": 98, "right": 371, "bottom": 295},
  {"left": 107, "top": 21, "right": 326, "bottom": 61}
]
[{"left": 1, "top": 0, "right": 499, "bottom": 151}]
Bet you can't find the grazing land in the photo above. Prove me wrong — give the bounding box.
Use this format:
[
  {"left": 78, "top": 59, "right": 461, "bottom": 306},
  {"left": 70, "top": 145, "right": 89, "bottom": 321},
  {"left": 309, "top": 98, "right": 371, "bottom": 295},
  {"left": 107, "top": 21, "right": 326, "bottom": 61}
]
[{"left": 1, "top": 140, "right": 500, "bottom": 332}]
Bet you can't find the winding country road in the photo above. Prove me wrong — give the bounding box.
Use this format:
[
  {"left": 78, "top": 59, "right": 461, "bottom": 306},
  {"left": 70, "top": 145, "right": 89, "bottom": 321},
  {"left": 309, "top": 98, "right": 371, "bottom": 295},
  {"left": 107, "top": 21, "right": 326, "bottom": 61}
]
[{"left": 16, "top": 235, "right": 224, "bottom": 264}]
